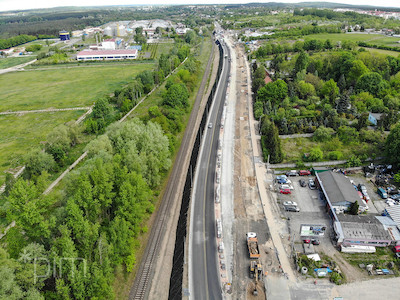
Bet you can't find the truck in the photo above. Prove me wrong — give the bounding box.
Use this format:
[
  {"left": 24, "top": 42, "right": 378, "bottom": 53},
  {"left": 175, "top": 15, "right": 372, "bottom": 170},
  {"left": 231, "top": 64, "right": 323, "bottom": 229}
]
[{"left": 246, "top": 232, "right": 260, "bottom": 259}]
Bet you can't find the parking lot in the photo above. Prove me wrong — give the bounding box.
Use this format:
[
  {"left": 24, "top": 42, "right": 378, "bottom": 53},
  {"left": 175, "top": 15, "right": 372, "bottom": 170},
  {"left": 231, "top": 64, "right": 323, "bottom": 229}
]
[{"left": 275, "top": 174, "right": 333, "bottom": 252}]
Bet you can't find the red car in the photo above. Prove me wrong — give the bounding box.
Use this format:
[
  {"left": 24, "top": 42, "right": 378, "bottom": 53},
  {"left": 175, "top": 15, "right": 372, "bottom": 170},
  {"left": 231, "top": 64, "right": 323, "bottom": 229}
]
[
  {"left": 299, "top": 170, "right": 311, "bottom": 176},
  {"left": 303, "top": 238, "right": 311, "bottom": 244},
  {"left": 280, "top": 189, "right": 291, "bottom": 194}
]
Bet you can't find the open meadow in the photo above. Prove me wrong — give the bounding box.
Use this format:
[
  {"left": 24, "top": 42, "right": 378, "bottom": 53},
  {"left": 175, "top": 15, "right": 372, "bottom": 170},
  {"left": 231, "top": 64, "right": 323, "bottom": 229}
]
[
  {"left": 304, "top": 33, "right": 400, "bottom": 48},
  {"left": 0, "top": 110, "right": 84, "bottom": 184},
  {"left": 0, "top": 63, "right": 154, "bottom": 111},
  {"left": 0, "top": 56, "right": 36, "bottom": 69}
]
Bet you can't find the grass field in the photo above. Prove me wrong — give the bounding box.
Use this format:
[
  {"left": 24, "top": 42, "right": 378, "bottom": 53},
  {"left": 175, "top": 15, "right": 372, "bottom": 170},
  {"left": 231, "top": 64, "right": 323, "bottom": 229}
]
[
  {"left": 303, "top": 33, "right": 400, "bottom": 47},
  {"left": 0, "top": 56, "right": 36, "bottom": 69},
  {"left": 281, "top": 136, "right": 378, "bottom": 163},
  {"left": 0, "top": 110, "right": 84, "bottom": 184},
  {"left": 0, "top": 63, "right": 153, "bottom": 111},
  {"left": 362, "top": 47, "right": 400, "bottom": 57}
]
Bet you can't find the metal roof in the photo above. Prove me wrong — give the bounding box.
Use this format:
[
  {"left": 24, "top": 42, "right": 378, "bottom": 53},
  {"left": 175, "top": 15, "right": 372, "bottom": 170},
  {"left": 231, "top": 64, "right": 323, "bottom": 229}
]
[
  {"left": 385, "top": 206, "right": 400, "bottom": 228},
  {"left": 77, "top": 49, "right": 137, "bottom": 56},
  {"left": 317, "top": 171, "right": 365, "bottom": 207}
]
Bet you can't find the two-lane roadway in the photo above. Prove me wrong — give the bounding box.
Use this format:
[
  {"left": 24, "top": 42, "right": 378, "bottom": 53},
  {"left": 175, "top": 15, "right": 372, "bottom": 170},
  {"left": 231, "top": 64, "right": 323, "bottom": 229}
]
[{"left": 189, "top": 39, "right": 230, "bottom": 300}]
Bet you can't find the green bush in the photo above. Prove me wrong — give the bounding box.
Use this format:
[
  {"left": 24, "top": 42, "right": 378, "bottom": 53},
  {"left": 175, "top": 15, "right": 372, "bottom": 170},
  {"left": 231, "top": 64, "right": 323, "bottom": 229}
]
[
  {"left": 328, "top": 151, "right": 343, "bottom": 160},
  {"left": 330, "top": 271, "right": 344, "bottom": 285}
]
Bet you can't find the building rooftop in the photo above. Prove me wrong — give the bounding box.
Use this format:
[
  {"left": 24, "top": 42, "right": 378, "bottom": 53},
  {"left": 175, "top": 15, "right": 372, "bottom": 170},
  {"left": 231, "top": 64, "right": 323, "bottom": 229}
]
[
  {"left": 317, "top": 171, "right": 365, "bottom": 207},
  {"left": 77, "top": 49, "right": 137, "bottom": 56},
  {"left": 337, "top": 214, "right": 392, "bottom": 241}
]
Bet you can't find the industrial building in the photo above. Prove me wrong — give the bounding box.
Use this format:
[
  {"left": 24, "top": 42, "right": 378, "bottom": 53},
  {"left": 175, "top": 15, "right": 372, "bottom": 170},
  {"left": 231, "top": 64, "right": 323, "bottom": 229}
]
[
  {"left": 76, "top": 49, "right": 138, "bottom": 61},
  {"left": 316, "top": 171, "right": 367, "bottom": 214},
  {"left": 334, "top": 214, "right": 394, "bottom": 247},
  {"left": 59, "top": 31, "right": 70, "bottom": 41}
]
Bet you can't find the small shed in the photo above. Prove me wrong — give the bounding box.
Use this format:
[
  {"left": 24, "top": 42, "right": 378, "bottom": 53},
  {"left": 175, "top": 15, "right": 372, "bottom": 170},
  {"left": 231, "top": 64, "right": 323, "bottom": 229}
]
[{"left": 368, "top": 113, "right": 382, "bottom": 126}]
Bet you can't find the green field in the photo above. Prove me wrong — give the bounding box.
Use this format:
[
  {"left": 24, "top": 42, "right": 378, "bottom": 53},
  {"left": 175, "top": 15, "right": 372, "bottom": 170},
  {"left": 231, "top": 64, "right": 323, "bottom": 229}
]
[
  {"left": 0, "top": 63, "right": 153, "bottom": 111},
  {"left": 0, "top": 56, "right": 36, "bottom": 69},
  {"left": 362, "top": 47, "right": 400, "bottom": 57},
  {"left": 0, "top": 110, "right": 84, "bottom": 184},
  {"left": 281, "top": 137, "right": 378, "bottom": 163},
  {"left": 304, "top": 33, "right": 400, "bottom": 47}
]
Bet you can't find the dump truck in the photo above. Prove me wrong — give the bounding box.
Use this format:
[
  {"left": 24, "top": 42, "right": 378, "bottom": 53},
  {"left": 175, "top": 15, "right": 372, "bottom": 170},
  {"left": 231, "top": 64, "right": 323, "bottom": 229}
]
[{"left": 246, "top": 232, "right": 260, "bottom": 259}]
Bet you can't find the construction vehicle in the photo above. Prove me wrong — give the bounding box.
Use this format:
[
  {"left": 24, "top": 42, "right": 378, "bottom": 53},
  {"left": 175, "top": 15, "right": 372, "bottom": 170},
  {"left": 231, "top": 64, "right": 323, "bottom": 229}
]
[
  {"left": 249, "top": 260, "right": 263, "bottom": 296},
  {"left": 246, "top": 232, "right": 260, "bottom": 259}
]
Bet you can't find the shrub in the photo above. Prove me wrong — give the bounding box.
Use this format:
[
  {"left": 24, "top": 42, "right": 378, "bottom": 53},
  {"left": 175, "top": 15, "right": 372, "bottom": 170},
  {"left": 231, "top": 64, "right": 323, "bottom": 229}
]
[
  {"left": 308, "top": 147, "right": 323, "bottom": 161},
  {"left": 328, "top": 151, "right": 343, "bottom": 160}
]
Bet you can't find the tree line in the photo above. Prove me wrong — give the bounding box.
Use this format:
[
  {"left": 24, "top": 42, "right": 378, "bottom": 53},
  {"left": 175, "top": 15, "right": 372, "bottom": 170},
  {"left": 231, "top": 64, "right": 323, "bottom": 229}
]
[{"left": 0, "top": 34, "right": 37, "bottom": 50}]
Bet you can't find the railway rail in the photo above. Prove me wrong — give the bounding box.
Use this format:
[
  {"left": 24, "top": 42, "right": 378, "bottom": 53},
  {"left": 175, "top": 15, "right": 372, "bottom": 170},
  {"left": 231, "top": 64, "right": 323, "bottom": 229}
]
[{"left": 129, "top": 39, "right": 217, "bottom": 300}]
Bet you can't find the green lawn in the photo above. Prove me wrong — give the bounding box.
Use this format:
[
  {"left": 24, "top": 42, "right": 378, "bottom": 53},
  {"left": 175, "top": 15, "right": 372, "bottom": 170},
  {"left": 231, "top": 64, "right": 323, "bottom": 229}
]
[
  {"left": 0, "top": 56, "right": 36, "bottom": 69},
  {"left": 0, "top": 110, "right": 84, "bottom": 185},
  {"left": 0, "top": 63, "right": 153, "bottom": 111},
  {"left": 304, "top": 33, "right": 400, "bottom": 47}
]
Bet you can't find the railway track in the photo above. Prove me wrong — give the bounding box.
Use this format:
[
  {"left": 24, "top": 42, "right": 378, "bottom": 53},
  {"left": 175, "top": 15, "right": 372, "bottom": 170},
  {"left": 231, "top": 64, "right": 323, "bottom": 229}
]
[{"left": 129, "top": 40, "right": 217, "bottom": 300}]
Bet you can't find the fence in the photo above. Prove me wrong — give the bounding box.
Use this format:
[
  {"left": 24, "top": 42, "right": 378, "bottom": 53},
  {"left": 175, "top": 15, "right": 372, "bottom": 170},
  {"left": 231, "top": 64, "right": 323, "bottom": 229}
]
[{"left": 168, "top": 40, "right": 224, "bottom": 299}]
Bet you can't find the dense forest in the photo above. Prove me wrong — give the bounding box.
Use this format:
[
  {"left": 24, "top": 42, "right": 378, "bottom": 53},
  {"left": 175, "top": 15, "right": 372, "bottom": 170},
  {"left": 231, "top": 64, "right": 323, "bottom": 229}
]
[{"left": 252, "top": 44, "right": 400, "bottom": 164}]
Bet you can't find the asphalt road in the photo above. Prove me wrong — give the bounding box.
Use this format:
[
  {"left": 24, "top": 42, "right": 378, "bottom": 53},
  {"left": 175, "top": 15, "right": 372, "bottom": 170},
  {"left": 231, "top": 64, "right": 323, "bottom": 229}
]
[{"left": 190, "top": 39, "right": 230, "bottom": 300}]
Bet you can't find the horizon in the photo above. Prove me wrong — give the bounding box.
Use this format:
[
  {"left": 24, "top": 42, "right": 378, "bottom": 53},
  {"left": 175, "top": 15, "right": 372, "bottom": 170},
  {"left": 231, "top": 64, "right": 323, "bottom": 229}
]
[{"left": 1, "top": 0, "right": 400, "bottom": 13}]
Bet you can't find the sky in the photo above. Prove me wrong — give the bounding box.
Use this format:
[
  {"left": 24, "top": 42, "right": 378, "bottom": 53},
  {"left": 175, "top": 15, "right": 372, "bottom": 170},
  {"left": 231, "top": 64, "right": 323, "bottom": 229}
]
[{"left": 0, "top": 0, "right": 400, "bottom": 12}]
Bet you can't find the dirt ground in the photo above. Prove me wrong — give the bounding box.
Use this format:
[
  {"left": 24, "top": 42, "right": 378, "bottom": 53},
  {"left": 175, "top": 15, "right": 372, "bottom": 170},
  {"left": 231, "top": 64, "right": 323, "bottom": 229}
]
[{"left": 232, "top": 42, "right": 282, "bottom": 299}]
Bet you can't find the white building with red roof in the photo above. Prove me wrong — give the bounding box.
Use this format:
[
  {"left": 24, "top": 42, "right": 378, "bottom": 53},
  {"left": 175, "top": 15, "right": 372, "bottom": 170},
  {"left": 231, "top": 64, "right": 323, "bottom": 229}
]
[{"left": 77, "top": 49, "right": 138, "bottom": 61}]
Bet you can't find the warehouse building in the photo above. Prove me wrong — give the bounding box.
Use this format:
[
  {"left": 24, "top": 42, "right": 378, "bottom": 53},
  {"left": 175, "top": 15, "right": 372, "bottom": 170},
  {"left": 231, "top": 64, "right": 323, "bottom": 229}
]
[
  {"left": 316, "top": 171, "right": 367, "bottom": 214},
  {"left": 77, "top": 49, "right": 137, "bottom": 61},
  {"left": 334, "top": 214, "right": 394, "bottom": 247}
]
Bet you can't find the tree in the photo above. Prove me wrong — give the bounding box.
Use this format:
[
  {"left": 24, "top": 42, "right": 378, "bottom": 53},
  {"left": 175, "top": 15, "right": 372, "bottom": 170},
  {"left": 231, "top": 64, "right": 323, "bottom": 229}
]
[
  {"left": 338, "top": 74, "right": 346, "bottom": 92},
  {"left": 385, "top": 123, "right": 400, "bottom": 168},
  {"left": 308, "top": 147, "right": 323, "bottom": 161},
  {"left": 24, "top": 149, "right": 56, "bottom": 179},
  {"left": 257, "top": 79, "right": 288, "bottom": 106},
  {"left": 162, "top": 83, "right": 189, "bottom": 109},
  {"left": 294, "top": 50, "right": 309, "bottom": 74},
  {"left": 356, "top": 72, "right": 387, "bottom": 97},
  {"left": 313, "top": 126, "right": 334, "bottom": 142},
  {"left": 297, "top": 80, "right": 315, "bottom": 99},
  {"left": 337, "top": 126, "right": 359, "bottom": 145},
  {"left": 337, "top": 92, "right": 350, "bottom": 114},
  {"left": 349, "top": 201, "right": 359, "bottom": 215},
  {"left": 320, "top": 79, "right": 339, "bottom": 104},
  {"left": 348, "top": 60, "right": 369, "bottom": 85},
  {"left": 260, "top": 119, "right": 283, "bottom": 164}
]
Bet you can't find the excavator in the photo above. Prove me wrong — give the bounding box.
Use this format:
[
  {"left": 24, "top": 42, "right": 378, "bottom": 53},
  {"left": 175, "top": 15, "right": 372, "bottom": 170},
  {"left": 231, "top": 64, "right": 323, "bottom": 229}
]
[{"left": 249, "top": 260, "right": 264, "bottom": 296}]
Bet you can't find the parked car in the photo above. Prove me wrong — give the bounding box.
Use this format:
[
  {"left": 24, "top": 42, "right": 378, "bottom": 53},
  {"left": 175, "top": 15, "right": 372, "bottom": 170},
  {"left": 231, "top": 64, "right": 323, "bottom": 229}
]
[
  {"left": 286, "top": 170, "right": 298, "bottom": 177},
  {"left": 386, "top": 199, "right": 396, "bottom": 206},
  {"left": 302, "top": 238, "right": 311, "bottom": 244},
  {"left": 308, "top": 179, "right": 316, "bottom": 190},
  {"left": 280, "top": 184, "right": 294, "bottom": 190},
  {"left": 299, "top": 179, "right": 307, "bottom": 187},
  {"left": 311, "top": 238, "right": 320, "bottom": 245},
  {"left": 285, "top": 206, "right": 300, "bottom": 212},
  {"left": 283, "top": 201, "right": 298, "bottom": 206},
  {"left": 208, "top": 123, "right": 213, "bottom": 128},
  {"left": 378, "top": 187, "right": 388, "bottom": 199},
  {"left": 299, "top": 170, "right": 311, "bottom": 176},
  {"left": 358, "top": 184, "right": 367, "bottom": 194},
  {"left": 276, "top": 175, "right": 288, "bottom": 184},
  {"left": 390, "top": 194, "right": 400, "bottom": 201},
  {"left": 280, "top": 189, "right": 291, "bottom": 194}
]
